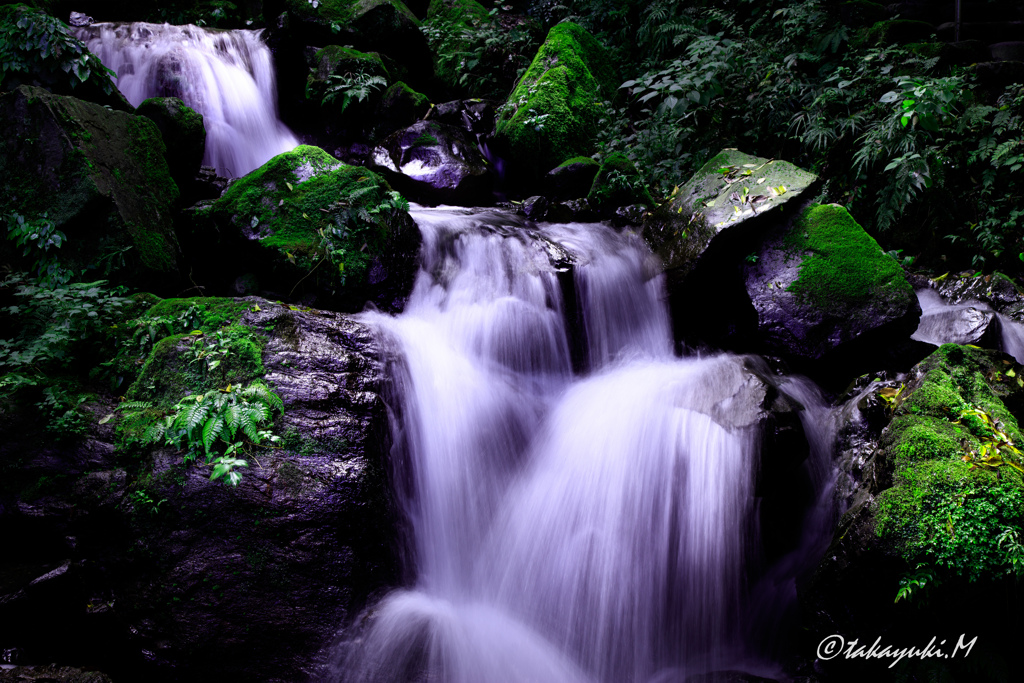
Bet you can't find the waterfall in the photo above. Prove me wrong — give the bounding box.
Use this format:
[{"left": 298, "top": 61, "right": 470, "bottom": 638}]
[
  {"left": 331, "top": 207, "right": 836, "bottom": 683},
  {"left": 74, "top": 22, "right": 298, "bottom": 178},
  {"left": 912, "top": 288, "right": 1024, "bottom": 362}
]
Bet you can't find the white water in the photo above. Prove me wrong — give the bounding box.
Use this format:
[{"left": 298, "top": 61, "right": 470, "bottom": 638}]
[
  {"left": 333, "top": 207, "right": 835, "bottom": 682},
  {"left": 912, "top": 288, "right": 1024, "bottom": 362},
  {"left": 75, "top": 22, "right": 298, "bottom": 178}
]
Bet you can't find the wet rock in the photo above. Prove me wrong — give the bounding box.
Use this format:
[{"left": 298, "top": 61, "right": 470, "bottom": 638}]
[
  {"left": 429, "top": 98, "right": 497, "bottom": 137},
  {"left": 912, "top": 291, "right": 1000, "bottom": 348},
  {"left": 521, "top": 195, "right": 549, "bottom": 220},
  {"left": 743, "top": 204, "right": 920, "bottom": 364},
  {"left": 186, "top": 145, "right": 420, "bottom": 312},
  {"left": 374, "top": 81, "right": 432, "bottom": 140},
  {"left": 0, "top": 664, "right": 113, "bottom": 682},
  {"left": 936, "top": 270, "right": 1024, "bottom": 320},
  {"left": 0, "top": 85, "right": 180, "bottom": 289},
  {"left": 371, "top": 120, "right": 492, "bottom": 205}
]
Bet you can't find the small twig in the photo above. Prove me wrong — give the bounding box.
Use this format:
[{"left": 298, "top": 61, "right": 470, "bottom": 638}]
[{"left": 288, "top": 257, "right": 327, "bottom": 298}]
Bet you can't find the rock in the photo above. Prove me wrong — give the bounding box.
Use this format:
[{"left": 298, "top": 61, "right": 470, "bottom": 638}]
[
  {"left": 936, "top": 271, "right": 1024, "bottom": 320},
  {"left": 521, "top": 195, "right": 549, "bottom": 220},
  {"left": 641, "top": 149, "right": 819, "bottom": 351},
  {"left": 373, "top": 81, "right": 432, "bottom": 140},
  {"left": 912, "top": 288, "right": 1001, "bottom": 348},
  {"left": 990, "top": 40, "right": 1024, "bottom": 61},
  {"left": 587, "top": 152, "right": 654, "bottom": 211},
  {"left": 493, "top": 22, "right": 618, "bottom": 176},
  {"left": 193, "top": 165, "right": 230, "bottom": 201},
  {"left": 0, "top": 664, "right": 113, "bottom": 682},
  {"left": 612, "top": 204, "right": 649, "bottom": 227},
  {"left": 371, "top": 120, "right": 492, "bottom": 205},
  {"left": 187, "top": 145, "right": 420, "bottom": 312},
  {"left": 136, "top": 97, "right": 205, "bottom": 199},
  {"left": 744, "top": 204, "right": 920, "bottom": 364},
  {"left": 970, "top": 60, "right": 1024, "bottom": 99},
  {"left": 429, "top": 98, "right": 496, "bottom": 136},
  {"left": 301, "top": 46, "right": 393, "bottom": 147},
  {"left": 545, "top": 156, "right": 600, "bottom": 201},
  {"left": 425, "top": 0, "right": 497, "bottom": 94},
  {"left": 0, "top": 296, "right": 400, "bottom": 681},
  {"left": 799, "top": 344, "right": 1024, "bottom": 678},
  {"left": 0, "top": 85, "right": 180, "bottom": 288}
]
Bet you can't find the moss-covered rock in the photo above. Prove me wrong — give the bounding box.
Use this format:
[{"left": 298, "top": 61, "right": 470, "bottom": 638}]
[
  {"left": 587, "top": 152, "right": 653, "bottom": 209},
  {"left": 374, "top": 80, "right": 432, "bottom": 139},
  {"left": 744, "top": 203, "right": 920, "bottom": 361},
  {"left": 424, "top": 0, "right": 495, "bottom": 92},
  {"left": 0, "top": 85, "right": 180, "bottom": 286},
  {"left": 189, "top": 145, "right": 420, "bottom": 311},
  {"left": 305, "top": 45, "right": 391, "bottom": 106},
  {"left": 493, "top": 22, "right": 617, "bottom": 174},
  {"left": 800, "top": 345, "right": 1024, "bottom": 668},
  {"left": 136, "top": 97, "right": 205, "bottom": 195}
]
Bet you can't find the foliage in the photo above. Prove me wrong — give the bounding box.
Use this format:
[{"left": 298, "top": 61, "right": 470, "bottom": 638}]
[
  {"left": 5, "top": 212, "right": 71, "bottom": 287},
  {"left": 320, "top": 71, "right": 389, "bottom": 112},
  {"left": 0, "top": 5, "right": 116, "bottom": 94},
  {"left": 119, "top": 381, "right": 283, "bottom": 486},
  {"left": 316, "top": 189, "right": 410, "bottom": 287}
]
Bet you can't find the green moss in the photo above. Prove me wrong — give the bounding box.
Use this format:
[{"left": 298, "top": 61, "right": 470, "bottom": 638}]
[
  {"left": 145, "top": 297, "right": 252, "bottom": 332},
  {"left": 873, "top": 345, "right": 1024, "bottom": 580},
  {"left": 209, "top": 145, "right": 401, "bottom": 287},
  {"left": 306, "top": 45, "right": 391, "bottom": 104},
  {"left": 557, "top": 155, "right": 599, "bottom": 169},
  {"left": 587, "top": 151, "right": 654, "bottom": 207},
  {"left": 785, "top": 204, "right": 911, "bottom": 316},
  {"left": 859, "top": 19, "right": 935, "bottom": 47},
  {"left": 427, "top": 0, "right": 491, "bottom": 23},
  {"left": 285, "top": 0, "right": 418, "bottom": 26},
  {"left": 494, "top": 22, "right": 617, "bottom": 171}
]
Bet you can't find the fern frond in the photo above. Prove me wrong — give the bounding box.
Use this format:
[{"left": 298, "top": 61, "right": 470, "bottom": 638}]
[{"left": 202, "top": 415, "right": 225, "bottom": 454}]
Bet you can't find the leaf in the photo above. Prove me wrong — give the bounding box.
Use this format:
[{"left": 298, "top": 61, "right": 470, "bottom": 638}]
[
  {"left": 98, "top": 413, "right": 115, "bottom": 424},
  {"left": 285, "top": 182, "right": 293, "bottom": 192}
]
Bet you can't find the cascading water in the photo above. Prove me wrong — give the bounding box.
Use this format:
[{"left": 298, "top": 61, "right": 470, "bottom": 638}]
[
  {"left": 912, "top": 288, "right": 1024, "bottom": 362},
  {"left": 331, "top": 207, "right": 836, "bottom": 683},
  {"left": 74, "top": 22, "right": 298, "bottom": 178}
]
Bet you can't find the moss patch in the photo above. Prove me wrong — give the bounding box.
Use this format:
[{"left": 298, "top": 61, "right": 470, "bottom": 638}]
[
  {"left": 284, "top": 0, "right": 418, "bottom": 25},
  {"left": 494, "top": 22, "right": 617, "bottom": 171},
  {"left": 587, "top": 152, "right": 653, "bottom": 208},
  {"left": 874, "top": 344, "right": 1024, "bottom": 580},
  {"left": 784, "top": 204, "right": 912, "bottom": 318}
]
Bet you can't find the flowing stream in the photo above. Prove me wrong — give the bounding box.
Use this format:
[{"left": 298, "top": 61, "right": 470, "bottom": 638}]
[
  {"left": 912, "top": 288, "right": 1024, "bottom": 363},
  {"left": 74, "top": 22, "right": 297, "bottom": 178},
  {"left": 334, "top": 207, "right": 836, "bottom": 683}
]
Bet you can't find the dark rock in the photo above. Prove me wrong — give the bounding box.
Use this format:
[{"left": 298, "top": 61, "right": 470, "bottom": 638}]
[
  {"left": 938, "top": 20, "right": 1024, "bottom": 43},
  {"left": 587, "top": 152, "right": 654, "bottom": 211},
  {"left": 990, "top": 40, "right": 1024, "bottom": 61},
  {"left": 971, "top": 60, "right": 1024, "bottom": 98},
  {"left": 545, "top": 156, "right": 600, "bottom": 201},
  {"left": 136, "top": 97, "right": 206, "bottom": 199},
  {"left": 429, "top": 98, "right": 497, "bottom": 137},
  {"left": 371, "top": 120, "right": 492, "bottom": 205},
  {"left": 937, "top": 271, "right": 1024, "bottom": 320},
  {"left": 0, "top": 85, "right": 180, "bottom": 290},
  {"left": 612, "top": 204, "right": 649, "bottom": 227},
  {"left": 912, "top": 290, "right": 1001, "bottom": 348},
  {"left": 942, "top": 39, "right": 990, "bottom": 65},
  {"left": 192, "top": 166, "right": 230, "bottom": 201},
  {"left": 374, "top": 81, "right": 432, "bottom": 140},
  {"left": 0, "top": 664, "right": 114, "bottom": 682},
  {"left": 744, "top": 204, "right": 920, "bottom": 365},
  {"left": 301, "top": 46, "right": 393, "bottom": 149},
  {"left": 0, "top": 298, "right": 400, "bottom": 682},
  {"left": 522, "top": 195, "right": 549, "bottom": 220}
]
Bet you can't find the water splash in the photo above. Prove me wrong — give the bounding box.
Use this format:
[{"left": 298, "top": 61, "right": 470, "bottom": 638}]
[
  {"left": 75, "top": 22, "right": 298, "bottom": 178},
  {"left": 334, "top": 207, "right": 833, "bottom": 682}
]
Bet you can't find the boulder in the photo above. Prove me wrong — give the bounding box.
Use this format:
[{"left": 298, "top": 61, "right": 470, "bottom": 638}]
[
  {"left": 424, "top": 0, "right": 496, "bottom": 94},
  {"left": 374, "top": 81, "right": 432, "bottom": 140},
  {"left": 641, "top": 149, "right": 818, "bottom": 352},
  {"left": 493, "top": 22, "right": 618, "bottom": 175},
  {"left": 370, "top": 120, "right": 492, "bottom": 205},
  {"left": 187, "top": 145, "right": 420, "bottom": 311},
  {"left": 912, "top": 287, "right": 1001, "bottom": 349},
  {"left": 300, "top": 46, "right": 392, "bottom": 148},
  {"left": 136, "top": 97, "right": 205, "bottom": 198},
  {"left": 429, "top": 98, "right": 496, "bottom": 136},
  {"left": 545, "top": 155, "right": 599, "bottom": 201},
  {"left": 799, "top": 344, "right": 1024, "bottom": 680},
  {"left": 0, "top": 85, "right": 180, "bottom": 288},
  {"left": 744, "top": 203, "right": 921, "bottom": 363},
  {"left": 0, "top": 296, "right": 400, "bottom": 681}
]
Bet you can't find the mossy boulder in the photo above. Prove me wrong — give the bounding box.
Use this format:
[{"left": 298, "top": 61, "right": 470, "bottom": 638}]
[
  {"left": 0, "top": 85, "right": 180, "bottom": 287},
  {"left": 371, "top": 120, "right": 491, "bottom": 205},
  {"left": 493, "top": 22, "right": 617, "bottom": 175},
  {"left": 801, "top": 345, "right": 1024, "bottom": 673},
  {"left": 374, "top": 81, "right": 432, "bottom": 140},
  {"left": 305, "top": 45, "right": 391, "bottom": 106},
  {"left": 545, "top": 155, "right": 599, "bottom": 200},
  {"left": 423, "top": 0, "right": 495, "bottom": 93},
  {"left": 744, "top": 203, "right": 920, "bottom": 362},
  {"left": 188, "top": 145, "right": 420, "bottom": 311},
  {"left": 587, "top": 152, "right": 653, "bottom": 209},
  {"left": 136, "top": 97, "right": 205, "bottom": 196},
  {"left": 303, "top": 45, "right": 392, "bottom": 145}
]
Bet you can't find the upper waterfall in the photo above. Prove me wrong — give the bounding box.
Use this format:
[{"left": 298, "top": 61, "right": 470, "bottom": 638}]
[{"left": 75, "top": 22, "right": 298, "bottom": 178}]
